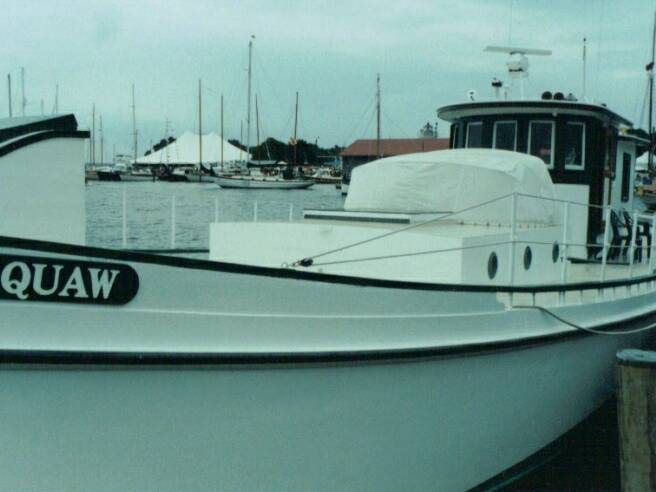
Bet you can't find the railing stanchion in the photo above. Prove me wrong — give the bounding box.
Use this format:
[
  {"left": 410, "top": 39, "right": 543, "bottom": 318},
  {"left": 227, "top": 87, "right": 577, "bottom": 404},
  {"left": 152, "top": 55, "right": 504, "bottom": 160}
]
[
  {"left": 122, "top": 188, "right": 127, "bottom": 248},
  {"left": 214, "top": 197, "right": 219, "bottom": 223},
  {"left": 171, "top": 195, "right": 176, "bottom": 249},
  {"left": 600, "top": 206, "right": 611, "bottom": 283},
  {"left": 289, "top": 203, "right": 294, "bottom": 222},
  {"left": 561, "top": 201, "right": 569, "bottom": 284},
  {"left": 253, "top": 200, "right": 258, "bottom": 222},
  {"left": 509, "top": 193, "right": 517, "bottom": 287},
  {"left": 629, "top": 211, "right": 638, "bottom": 278}
]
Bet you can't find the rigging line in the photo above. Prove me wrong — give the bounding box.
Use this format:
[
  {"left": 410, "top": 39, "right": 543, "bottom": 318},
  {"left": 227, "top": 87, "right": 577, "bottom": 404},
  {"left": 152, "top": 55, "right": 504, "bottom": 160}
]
[
  {"left": 513, "top": 305, "right": 656, "bottom": 336},
  {"left": 291, "top": 193, "right": 513, "bottom": 266},
  {"left": 341, "top": 90, "right": 377, "bottom": 145},
  {"left": 305, "top": 241, "right": 511, "bottom": 268}
]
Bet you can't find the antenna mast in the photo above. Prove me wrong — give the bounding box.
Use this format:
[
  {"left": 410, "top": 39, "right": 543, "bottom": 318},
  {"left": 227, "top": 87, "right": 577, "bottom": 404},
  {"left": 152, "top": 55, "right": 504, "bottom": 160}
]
[
  {"left": 7, "top": 74, "right": 12, "bottom": 118},
  {"left": 582, "top": 37, "right": 587, "bottom": 101},
  {"left": 131, "top": 83, "right": 137, "bottom": 162},
  {"left": 376, "top": 73, "right": 381, "bottom": 158}
]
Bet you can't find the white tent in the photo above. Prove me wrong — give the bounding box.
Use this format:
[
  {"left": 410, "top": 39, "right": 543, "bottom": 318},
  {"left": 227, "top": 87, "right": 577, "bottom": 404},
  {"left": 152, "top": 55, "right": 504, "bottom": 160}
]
[
  {"left": 135, "top": 131, "right": 250, "bottom": 166},
  {"left": 345, "top": 148, "right": 557, "bottom": 225}
]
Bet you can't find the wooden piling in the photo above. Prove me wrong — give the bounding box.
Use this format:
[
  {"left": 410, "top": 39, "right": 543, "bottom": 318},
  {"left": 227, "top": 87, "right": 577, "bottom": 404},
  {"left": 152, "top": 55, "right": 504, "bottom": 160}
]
[{"left": 617, "top": 349, "right": 656, "bottom": 491}]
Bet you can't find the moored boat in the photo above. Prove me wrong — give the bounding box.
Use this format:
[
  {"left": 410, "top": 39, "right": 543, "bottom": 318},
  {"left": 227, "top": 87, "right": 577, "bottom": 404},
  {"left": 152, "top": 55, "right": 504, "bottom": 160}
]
[{"left": 1, "top": 48, "right": 655, "bottom": 491}]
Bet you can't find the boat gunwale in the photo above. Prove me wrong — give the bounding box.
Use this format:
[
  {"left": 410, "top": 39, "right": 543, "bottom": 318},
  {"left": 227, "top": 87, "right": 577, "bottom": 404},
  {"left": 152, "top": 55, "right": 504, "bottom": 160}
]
[{"left": 1, "top": 234, "right": 656, "bottom": 294}]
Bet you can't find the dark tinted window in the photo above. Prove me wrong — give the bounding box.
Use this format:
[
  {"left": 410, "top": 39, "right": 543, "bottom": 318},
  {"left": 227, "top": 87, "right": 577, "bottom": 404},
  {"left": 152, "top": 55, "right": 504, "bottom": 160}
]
[
  {"left": 529, "top": 121, "right": 554, "bottom": 166},
  {"left": 493, "top": 121, "right": 516, "bottom": 151},
  {"left": 621, "top": 153, "right": 631, "bottom": 202},
  {"left": 466, "top": 122, "right": 483, "bottom": 148},
  {"left": 563, "top": 122, "right": 585, "bottom": 169}
]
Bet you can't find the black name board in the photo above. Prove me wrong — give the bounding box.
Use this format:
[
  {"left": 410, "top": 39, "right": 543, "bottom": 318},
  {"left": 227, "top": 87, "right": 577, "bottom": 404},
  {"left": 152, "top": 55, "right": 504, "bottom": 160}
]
[{"left": 0, "top": 254, "right": 139, "bottom": 305}]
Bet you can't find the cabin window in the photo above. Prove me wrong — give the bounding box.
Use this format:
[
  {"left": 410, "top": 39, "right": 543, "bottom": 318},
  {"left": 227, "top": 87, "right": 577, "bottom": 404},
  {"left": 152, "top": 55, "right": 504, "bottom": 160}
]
[
  {"left": 466, "top": 122, "right": 483, "bottom": 148},
  {"left": 451, "top": 124, "right": 460, "bottom": 148},
  {"left": 528, "top": 121, "right": 555, "bottom": 168},
  {"left": 621, "top": 153, "right": 631, "bottom": 202},
  {"left": 564, "top": 122, "right": 585, "bottom": 170},
  {"left": 493, "top": 121, "right": 517, "bottom": 151}
]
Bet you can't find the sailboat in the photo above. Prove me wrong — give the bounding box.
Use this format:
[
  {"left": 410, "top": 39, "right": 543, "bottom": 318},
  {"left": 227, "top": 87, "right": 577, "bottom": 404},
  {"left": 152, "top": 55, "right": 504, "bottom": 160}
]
[{"left": 215, "top": 38, "right": 314, "bottom": 190}]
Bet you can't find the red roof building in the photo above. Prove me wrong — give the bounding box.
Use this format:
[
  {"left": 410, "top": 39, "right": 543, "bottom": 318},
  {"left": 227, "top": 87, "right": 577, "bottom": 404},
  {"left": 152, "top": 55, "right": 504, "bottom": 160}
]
[{"left": 341, "top": 138, "right": 450, "bottom": 183}]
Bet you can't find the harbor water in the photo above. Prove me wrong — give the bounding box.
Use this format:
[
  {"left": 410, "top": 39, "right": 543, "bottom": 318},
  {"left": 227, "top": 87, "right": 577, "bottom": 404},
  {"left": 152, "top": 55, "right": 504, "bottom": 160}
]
[{"left": 86, "top": 181, "right": 345, "bottom": 250}]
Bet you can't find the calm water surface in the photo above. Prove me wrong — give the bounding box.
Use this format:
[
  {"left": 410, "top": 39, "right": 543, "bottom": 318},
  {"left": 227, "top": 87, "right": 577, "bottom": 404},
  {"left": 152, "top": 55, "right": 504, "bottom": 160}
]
[{"left": 85, "top": 182, "right": 345, "bottom": 249}]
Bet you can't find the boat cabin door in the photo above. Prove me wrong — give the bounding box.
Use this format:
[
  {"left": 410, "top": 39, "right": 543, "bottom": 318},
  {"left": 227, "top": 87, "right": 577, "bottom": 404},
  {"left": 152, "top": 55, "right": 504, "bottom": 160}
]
[{"left": 607, "top": 140, "right": 636, "bottom": 213}]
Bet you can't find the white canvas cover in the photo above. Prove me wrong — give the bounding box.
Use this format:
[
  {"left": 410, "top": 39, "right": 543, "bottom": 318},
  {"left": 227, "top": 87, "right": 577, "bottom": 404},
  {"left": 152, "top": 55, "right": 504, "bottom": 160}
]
[
  {"left": 345, "top": 148, "right": 557, "bottom": 224},
  {"left": 135, "top": 131, "right": 250, "bottom": 165}
]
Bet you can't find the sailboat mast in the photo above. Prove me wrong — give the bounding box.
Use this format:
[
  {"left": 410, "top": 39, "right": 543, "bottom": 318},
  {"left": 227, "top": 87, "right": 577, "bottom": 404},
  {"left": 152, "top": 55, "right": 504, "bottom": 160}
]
[
  {"left": 132, "top": 83, "right": 137, "bottom": 162},
  {"left": 376, "top": 73, "right": 381, "bottom": 158},
  {"left": 255, "top": 95, "right": 260, "bottom": 158},
  {"left": 91, "top": 103, "right": 96, "bottom": 165},
  {"left": 54, "top": 83, "right": 59, "bottom": 113},
  {"left": 220, "top": 94, "right": 224, "bottom": 170},
  {"left": 293, "top": 91, "right": 299, "bottom": 166},
  {"left": 7, "top": 74, "right": 12, "bottom": 118},
  {"left": 198, "top": 78, "right": 203, "bottom": 179},
  {"left": 99, "top": 114, "right": 104, "bottom": 165},
  {"left": 649, "top": 10, "right": 656, "bottom": 172},
  {"left": 246, "top": 36, "right": 253, "bottom": 163}
]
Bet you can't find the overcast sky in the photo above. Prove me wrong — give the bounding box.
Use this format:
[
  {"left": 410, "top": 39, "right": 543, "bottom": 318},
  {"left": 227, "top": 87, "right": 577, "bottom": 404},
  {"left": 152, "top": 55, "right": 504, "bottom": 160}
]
[{"left": 2, "top": 0, "right": 654, "bottom": 158}]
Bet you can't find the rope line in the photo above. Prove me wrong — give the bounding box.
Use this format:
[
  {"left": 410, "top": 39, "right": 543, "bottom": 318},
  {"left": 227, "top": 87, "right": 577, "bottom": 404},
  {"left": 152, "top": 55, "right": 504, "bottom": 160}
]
[
  {"left": 513, "top": 305, "right": 656, "bottom": 336},
  {"left": 291, "top": 193, "right": 513, "bottom": 267}
]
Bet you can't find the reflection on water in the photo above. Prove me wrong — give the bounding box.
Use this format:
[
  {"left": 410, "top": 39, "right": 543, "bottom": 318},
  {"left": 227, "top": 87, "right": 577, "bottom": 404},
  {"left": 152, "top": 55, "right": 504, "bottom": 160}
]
[{"left": 85, "top": 182, "right": 345, "bottom": 249}]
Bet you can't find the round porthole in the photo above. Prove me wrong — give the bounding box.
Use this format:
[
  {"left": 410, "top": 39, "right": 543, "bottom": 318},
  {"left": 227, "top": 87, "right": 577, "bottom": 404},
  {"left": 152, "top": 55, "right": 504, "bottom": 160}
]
[
  {"left": 523, "top": 246, "right": 532, "bottom": 270},
  {"left": 488, "top": 252, "right": 498, "bottom": 279},
  {"left": 552, "top": 242, "right": 560, "bottom": 263}
]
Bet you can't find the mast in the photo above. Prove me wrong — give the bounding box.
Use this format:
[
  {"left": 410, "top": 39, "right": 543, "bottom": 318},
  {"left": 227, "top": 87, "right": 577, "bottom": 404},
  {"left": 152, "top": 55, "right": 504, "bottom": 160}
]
[
  {"left": 240, "top": 120, "right": 244, "bottom": 162},
  {"left": 220, "top": 94, "right": 224, "bottom": 170},
  {"left": 40, "top": 99, "right": 44, "bottom": 115},
  {"left": 198, "top": 78, "right": 203, "bottom": 180},
  {"left": 376, "top": 73, "right": 381, "bottom": 158},
  {"left": 255, "top": 94, "right": 260, "bottom": 160},
  {"left": 131, "top": 83, "right": 137, "bottom": 163},
  {"left": 99, "top": 114, "right": 104, "bottom": 165},
  {"left": 7, "top": 74, "right": 12, "bottom": 118},
  {"left": 649, "top": 9, "right": 656, "bottom": 173},
  {"left": 293, "top": 91, "right": 299, "bottom": 166},
  {"left": 91, "top": 103, "right": 96, "bottom": 165},
  {"left": 582, "top": 38, "right": 587, "bottom": 102},
  {"left": 54, "top": 83, "right": 59, "bottom": 113},
  {"left": 246, "top": 36, "right": 254, "bottom": 163},
  {"left": 20, "top": 67, "right": 25, "bottom": 116},
  {"left": 165, "top": 118, "right": 171, "bottom": 164}
]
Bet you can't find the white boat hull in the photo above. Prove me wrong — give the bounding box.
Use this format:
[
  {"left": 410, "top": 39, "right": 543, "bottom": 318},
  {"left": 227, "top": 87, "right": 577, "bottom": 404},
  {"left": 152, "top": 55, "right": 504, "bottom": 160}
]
[
  {"left": 215, "top": 175, "right": 315, "bottom": 189},
  {"left": 0, "top": 237, "right": 653, "bottom": 490}
]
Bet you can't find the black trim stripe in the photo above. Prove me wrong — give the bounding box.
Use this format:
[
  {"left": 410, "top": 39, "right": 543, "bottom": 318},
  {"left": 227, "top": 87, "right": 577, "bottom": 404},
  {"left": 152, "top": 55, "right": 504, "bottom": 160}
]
[
  {"left": 1, "top": 235, "right": 656, "bottom": 294},
  {"left": 0, "top": 130, "right": 89, "bottom": 158},
  {"left": 1, "top": 310, "right": 654, "bottom": 366}
]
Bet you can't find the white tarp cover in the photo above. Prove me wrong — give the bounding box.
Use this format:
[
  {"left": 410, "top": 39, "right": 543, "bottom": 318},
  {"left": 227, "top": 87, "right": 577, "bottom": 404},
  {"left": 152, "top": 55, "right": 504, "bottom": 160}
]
[
  {"left": 135, "top": 131, "right": 250, "bottom": 165},
  {"left": 345, "top": 148, "right": 557, "bottom": 224}
]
